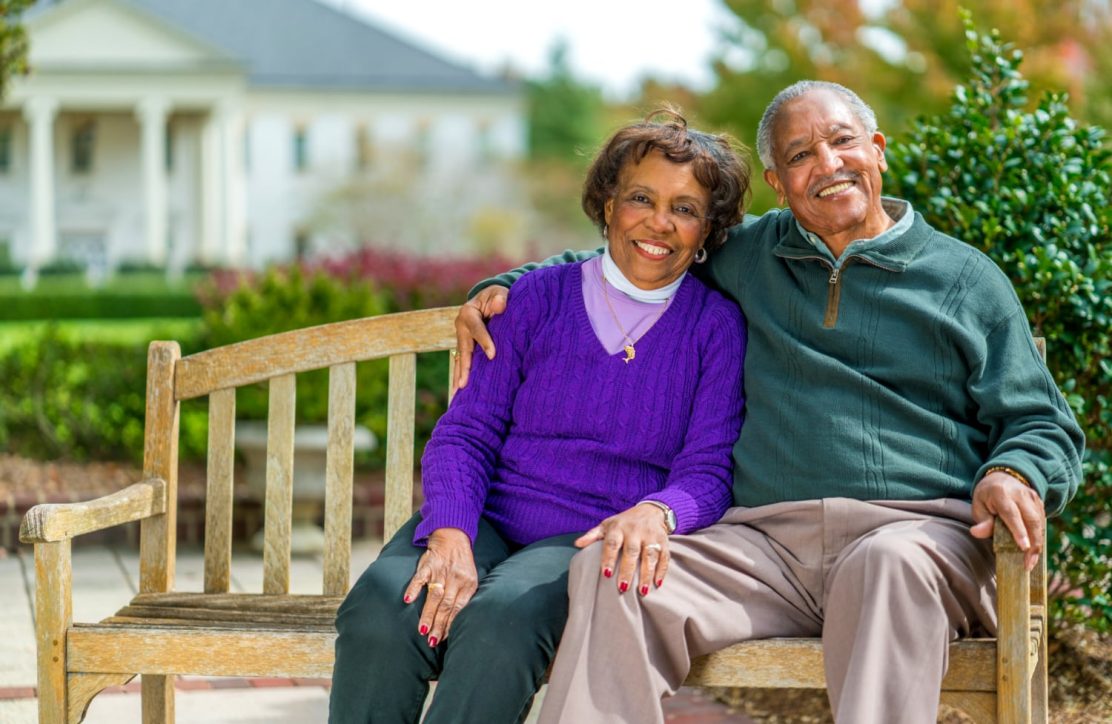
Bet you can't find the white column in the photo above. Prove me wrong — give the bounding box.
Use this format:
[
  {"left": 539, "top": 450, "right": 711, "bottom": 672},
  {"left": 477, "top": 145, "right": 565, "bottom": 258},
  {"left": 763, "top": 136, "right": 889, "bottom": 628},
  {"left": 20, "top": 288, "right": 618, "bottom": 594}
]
[
  {"left": 221, "top": 105, "right": 248, "bottom": 267},
  {"left": 136, "top": 97, "right": 170, "bottom": 266},
  {"left": 199, "top": 107, "right": 225, "bottom": 266},
  {"left": 22, "top": 97, "right": 58, "bottom": 270}
]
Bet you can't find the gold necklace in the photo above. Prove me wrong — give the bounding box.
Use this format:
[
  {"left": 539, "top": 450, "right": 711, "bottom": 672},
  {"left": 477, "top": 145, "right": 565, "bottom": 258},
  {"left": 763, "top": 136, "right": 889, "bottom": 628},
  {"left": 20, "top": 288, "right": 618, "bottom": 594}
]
[{"left": 599, "top": 267, "right": 671, "bottom": 364}]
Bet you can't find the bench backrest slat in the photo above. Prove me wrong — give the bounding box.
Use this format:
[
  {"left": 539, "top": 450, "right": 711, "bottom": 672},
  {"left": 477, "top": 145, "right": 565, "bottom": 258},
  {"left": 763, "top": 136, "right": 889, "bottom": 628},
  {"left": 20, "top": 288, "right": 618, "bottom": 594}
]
[
  {"left": 323, "top": 363, "right": 357, "bottom": 595},
  {"left": 203, "top": 388, "right": 236, "bottom": 593},
  {"left": 174, "top": 310, "right": 458, "bottom": 401},
  {"left": 263, "top": 373, "right": 297, "bottom": 594},
  {"left": 384, "top": 353, "right": 418, "bottom": 541}
]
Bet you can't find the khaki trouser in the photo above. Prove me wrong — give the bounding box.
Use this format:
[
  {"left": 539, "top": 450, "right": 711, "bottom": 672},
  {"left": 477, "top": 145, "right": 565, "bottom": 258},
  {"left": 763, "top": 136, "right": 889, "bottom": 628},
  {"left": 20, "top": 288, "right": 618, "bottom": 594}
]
[{"left": 537, "top": 498, "right": 997, "bottom": 724}]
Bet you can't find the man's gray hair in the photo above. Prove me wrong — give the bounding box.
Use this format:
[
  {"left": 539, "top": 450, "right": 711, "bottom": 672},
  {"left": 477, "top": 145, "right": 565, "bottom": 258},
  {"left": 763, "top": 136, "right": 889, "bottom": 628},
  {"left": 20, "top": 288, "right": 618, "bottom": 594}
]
[{"left": 756, "top": 81, "right": 879, "bottom": 169}]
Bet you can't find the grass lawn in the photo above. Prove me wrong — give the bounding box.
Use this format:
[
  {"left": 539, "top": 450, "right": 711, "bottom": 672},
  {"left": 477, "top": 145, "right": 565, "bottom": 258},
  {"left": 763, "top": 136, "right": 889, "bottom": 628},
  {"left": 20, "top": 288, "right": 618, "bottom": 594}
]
[
  {"left": 0, "top": 271, "right": 205, "bottom": 295},
  {"left": 0, "top": 318, "right": 203, "bottom": 354}
]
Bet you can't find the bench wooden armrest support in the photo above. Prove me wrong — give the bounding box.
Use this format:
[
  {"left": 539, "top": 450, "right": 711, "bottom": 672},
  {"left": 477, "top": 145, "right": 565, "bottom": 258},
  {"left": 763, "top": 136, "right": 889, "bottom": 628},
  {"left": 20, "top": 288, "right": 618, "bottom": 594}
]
[{"left": 19, "top": 478, "right": 168, "bottom": 544}]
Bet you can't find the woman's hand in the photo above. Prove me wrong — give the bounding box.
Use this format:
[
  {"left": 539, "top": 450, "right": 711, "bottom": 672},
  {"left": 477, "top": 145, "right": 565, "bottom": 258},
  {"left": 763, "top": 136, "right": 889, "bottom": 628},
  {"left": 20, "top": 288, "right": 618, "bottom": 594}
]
[
  {"left": 402, "top": 528, "right": 478, "bottom": 647},
  {"left": 576, "top": 503, "right": 671, "bottom": 596}
]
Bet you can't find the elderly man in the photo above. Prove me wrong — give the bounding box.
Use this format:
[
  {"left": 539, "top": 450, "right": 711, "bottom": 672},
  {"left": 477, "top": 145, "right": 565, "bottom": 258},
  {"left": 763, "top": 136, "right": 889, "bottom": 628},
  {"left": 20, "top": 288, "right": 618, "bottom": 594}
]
[{"left": 453, "top": 81, "right": 1084, "bottom": 723}]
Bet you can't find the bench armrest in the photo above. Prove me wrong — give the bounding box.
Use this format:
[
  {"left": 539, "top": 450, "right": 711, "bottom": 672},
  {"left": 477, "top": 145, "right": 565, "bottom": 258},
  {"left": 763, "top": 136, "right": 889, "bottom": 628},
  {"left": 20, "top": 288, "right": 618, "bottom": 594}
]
[{"left": 19, "top": 478, "right": 167, "bottom": 544}]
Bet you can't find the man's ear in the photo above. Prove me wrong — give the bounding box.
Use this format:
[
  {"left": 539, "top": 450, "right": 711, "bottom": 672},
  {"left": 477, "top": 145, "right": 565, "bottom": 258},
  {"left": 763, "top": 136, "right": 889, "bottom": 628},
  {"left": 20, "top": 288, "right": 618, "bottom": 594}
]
[
  {"left": 764, "top": 169, "right": 786, "bottom": 206},
  {"left": 873, "top": 132, "right": 888, "bottom": 172}
]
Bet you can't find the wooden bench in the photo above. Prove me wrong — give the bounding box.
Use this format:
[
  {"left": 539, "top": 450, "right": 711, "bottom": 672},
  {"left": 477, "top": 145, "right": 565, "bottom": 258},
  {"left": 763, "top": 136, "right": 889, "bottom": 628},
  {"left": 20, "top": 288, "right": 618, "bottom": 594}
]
[{"left": 20, "top": 309, "right": 1048, "bottom": 723}]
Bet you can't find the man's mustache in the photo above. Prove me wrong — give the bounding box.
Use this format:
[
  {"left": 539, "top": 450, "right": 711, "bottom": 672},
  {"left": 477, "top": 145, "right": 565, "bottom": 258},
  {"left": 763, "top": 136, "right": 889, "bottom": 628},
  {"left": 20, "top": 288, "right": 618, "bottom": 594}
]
[{"left": 808, "top": 171, "right": 861, "bottom": 197}]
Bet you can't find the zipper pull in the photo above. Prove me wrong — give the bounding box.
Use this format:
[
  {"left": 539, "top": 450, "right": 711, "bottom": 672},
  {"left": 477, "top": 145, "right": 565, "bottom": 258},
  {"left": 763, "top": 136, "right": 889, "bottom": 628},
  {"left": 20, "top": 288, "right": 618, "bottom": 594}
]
[{"left": 828, "top": 267, "right": 840, "bottom": 285}]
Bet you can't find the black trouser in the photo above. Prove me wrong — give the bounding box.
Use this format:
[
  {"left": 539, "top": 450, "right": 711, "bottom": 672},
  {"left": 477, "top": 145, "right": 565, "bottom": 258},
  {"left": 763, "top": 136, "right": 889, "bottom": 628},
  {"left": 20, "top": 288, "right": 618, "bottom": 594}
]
[{"left": 329, "top": 514, "right": 579, "bottom": 724}]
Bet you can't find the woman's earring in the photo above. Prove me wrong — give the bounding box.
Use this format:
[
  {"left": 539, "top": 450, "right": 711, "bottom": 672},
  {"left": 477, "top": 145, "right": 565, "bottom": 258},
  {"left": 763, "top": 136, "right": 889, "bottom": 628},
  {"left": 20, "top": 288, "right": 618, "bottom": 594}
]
[
  {"left": 602, "top": 224, "right": 609, "bottom": 239},
  {"left": 694, "top": 247, "right": 708, "bottom": 264}
]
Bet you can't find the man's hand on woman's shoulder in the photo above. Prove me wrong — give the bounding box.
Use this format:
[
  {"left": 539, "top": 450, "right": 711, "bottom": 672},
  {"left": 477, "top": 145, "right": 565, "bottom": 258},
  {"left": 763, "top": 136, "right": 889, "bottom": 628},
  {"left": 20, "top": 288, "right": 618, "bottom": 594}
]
[{"left": 453, "top": 286, "right": 509, "bottom": 389}]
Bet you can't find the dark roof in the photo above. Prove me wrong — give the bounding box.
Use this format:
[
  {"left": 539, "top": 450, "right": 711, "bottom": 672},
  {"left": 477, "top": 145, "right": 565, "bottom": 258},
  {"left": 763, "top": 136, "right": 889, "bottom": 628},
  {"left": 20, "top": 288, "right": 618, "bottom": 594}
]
[{"left": 38, "top": 0, "right": 516, "bottom": 94}]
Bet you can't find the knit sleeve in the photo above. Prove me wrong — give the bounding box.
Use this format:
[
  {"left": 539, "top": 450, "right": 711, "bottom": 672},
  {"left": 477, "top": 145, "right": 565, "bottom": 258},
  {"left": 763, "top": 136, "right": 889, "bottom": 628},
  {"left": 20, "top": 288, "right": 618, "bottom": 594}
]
[
  {"left": 468, "top": 247, "right": 602, "bottom": 299},
  {"left": 969, "top": 305, "right": 1085, "bottom": 516},
  {"left": 415, "top": 272, "right": 546, "bottom": 545},
  {"left": 642, "top": 296, "right": 746, "bottom": 533}
]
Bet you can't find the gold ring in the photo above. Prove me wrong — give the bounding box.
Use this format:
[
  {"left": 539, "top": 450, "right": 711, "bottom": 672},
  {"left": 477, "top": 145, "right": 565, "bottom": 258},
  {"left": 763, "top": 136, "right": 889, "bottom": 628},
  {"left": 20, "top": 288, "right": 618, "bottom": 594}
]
[
  {"left": 428, "top": 582, "right": 445, "bottom": 590},
  {"left": 645, "top": 543, "right": 663, "bottom": 552},
  {"left": 450, "top": 349, "right": 459, "bottom": 358}
]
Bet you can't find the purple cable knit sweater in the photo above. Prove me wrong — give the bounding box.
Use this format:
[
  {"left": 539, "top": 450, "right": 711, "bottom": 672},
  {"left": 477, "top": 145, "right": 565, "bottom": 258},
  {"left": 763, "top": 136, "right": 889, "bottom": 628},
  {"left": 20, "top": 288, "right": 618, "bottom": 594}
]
[{"left": 415, "top": 261, "right": 746, "bottom": 547}]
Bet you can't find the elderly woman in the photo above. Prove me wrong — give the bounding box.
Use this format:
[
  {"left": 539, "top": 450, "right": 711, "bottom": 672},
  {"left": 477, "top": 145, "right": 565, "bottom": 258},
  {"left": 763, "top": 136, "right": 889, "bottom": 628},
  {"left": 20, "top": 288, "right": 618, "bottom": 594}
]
[{"left": 329, "top": 110, "right": 751, "bottom": 724}]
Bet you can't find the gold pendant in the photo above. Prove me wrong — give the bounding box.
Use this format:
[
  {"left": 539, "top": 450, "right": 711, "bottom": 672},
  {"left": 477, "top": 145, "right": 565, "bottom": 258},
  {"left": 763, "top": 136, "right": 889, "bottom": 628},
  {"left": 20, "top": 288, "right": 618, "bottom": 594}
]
[{"left": 622, "top": 345, "right": 635, "bottom": 363}]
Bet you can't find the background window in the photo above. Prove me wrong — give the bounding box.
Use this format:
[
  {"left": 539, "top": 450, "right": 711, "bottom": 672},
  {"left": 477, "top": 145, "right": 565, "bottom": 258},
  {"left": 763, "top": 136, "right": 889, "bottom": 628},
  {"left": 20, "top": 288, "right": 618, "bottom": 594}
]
[
  {"left": 72, "top": 121, "right": 96, "bottom": 174},
  {"left": 355, "top": 123, "right": 373, "bottom": 172},
  {"left": 293, "top": 125, "right": 308, "bottom": 172},
  {"left": 0, "top": 127, "right": 11, "bottom": 173}
]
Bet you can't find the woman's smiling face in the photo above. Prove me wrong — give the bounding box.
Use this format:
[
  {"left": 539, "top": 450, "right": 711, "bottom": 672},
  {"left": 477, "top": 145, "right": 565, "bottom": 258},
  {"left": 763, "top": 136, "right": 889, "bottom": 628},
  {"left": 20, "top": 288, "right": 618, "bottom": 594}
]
[{"left": 603, "top": 150, "right": 711, "bottom": 290}]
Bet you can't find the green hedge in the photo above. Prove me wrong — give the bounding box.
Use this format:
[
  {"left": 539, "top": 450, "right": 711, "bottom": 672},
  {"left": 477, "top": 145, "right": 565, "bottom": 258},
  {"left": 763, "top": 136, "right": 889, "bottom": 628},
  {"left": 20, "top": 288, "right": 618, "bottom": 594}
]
[
  {"left": 0, "top": 273, "right": 203, "bottom": 321},
  {"left": 887, "top": 13, "right": 1112, "bottom": 631},
  {"left": 0, "top": 325, "right": 208, "bottom": 463}
]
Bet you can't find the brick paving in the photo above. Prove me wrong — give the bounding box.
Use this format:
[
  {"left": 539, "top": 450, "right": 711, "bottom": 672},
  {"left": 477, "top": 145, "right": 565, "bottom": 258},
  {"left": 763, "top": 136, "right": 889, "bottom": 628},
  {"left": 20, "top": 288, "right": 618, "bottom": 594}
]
[{"left": 0, "top": 680, "right": 753, "bottom": 722}]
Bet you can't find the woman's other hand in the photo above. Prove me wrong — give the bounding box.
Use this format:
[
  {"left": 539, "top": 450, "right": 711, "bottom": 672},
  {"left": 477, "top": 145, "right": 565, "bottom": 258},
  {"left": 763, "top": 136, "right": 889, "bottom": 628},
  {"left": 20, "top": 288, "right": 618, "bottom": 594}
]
[
  {"left": 402, "top": 528, "right": 478, "bottom": 647},
  {"left": 575, "top": 504, "right": 671, "bottom": 596},
  {"left": 453, "top": 286, "right": 509, "bottom": 390}
]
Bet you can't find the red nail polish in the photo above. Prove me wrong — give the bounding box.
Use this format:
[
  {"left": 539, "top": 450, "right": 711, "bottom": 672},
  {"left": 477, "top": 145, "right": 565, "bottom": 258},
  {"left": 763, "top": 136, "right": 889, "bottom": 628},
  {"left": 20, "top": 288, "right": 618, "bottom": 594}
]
[
  {"left": 639, "top": 584, "right": 649, "bottom": 596},
  {"left": 404, "top": 594, "right": 411, "bottom": 603},
  {"left": 619, "top": 581, "right": 629, "bottom": 593},
  {"left": 419, "top": 624, "right": 429, "bottom": 635},
  {"left": 655, "top": 579, "right": 663, "bottom": 588},
  {"left": 428, "top": 636, "right": 439, "bottom": 647},
  {"left": 603, "top": 567, "right": 613, "bottom": 578}
]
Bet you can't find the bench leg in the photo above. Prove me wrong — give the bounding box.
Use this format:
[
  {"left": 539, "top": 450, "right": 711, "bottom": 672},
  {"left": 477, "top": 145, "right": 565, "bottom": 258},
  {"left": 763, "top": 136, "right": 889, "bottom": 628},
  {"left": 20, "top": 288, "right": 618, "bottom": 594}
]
[
  {"left": 142, "top": 675, "right": 175, "bottom": 723},
  {"left": 35, "top": 541, "right": 72, "bottom": 724}
]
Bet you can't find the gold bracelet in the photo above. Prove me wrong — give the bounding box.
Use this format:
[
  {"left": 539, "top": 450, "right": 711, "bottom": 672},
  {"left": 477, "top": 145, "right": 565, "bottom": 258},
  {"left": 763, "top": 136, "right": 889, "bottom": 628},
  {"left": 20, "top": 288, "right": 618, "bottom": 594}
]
[{"left": 984, "top": 465, "right": 1032, "bottom": 488}]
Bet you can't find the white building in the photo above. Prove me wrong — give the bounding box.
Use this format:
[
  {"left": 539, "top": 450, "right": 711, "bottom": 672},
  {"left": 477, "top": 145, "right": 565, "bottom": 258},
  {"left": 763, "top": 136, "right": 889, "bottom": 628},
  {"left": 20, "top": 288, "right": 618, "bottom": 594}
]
[{"left": 0, "top": 0, "right": 526, "bottom": 274}]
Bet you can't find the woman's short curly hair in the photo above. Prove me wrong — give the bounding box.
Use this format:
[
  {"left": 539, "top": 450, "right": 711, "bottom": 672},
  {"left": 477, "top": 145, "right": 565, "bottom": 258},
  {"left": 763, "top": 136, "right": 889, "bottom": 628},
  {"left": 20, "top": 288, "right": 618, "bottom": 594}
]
[{"left": 582, "top": 109, "right": 751, "bottom": 252}]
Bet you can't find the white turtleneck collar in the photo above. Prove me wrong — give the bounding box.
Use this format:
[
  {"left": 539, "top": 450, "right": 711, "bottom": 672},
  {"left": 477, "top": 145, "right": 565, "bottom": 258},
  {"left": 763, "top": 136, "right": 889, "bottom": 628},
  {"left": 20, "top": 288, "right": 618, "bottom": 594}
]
[{"left": 601, "top": 245, "right": 685, "bottom": 303}]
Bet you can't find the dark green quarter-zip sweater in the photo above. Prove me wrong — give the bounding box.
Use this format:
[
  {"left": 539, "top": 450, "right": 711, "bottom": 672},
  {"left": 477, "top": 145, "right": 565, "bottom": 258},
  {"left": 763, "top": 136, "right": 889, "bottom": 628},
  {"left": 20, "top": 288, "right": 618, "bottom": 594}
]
[{"left": 473, "top": 206, "right": 1084, "bottom": 515}]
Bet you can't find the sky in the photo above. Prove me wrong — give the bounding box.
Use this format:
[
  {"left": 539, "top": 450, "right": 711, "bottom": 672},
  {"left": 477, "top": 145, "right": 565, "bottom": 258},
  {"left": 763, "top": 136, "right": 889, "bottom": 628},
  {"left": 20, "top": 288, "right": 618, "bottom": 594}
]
[{"left": 335, "top": 0, "right": 733, "bottom": 98}]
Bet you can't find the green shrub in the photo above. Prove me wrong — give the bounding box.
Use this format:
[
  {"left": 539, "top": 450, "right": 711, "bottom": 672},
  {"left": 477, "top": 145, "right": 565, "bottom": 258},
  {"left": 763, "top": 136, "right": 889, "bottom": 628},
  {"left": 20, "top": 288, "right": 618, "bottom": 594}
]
[
  {"left": 0, "top": 272, "right": 203, "bottom": 320},
  {"left": 887, "top": 12, "right": 1112, "bottom": 631},
  {"left": 0, "top": 325, "right": 207, "bottom": 463}
]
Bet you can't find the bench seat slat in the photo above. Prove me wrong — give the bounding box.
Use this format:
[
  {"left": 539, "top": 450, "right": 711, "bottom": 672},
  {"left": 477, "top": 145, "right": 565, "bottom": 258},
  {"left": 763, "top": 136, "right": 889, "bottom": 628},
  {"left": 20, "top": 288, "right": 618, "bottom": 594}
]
[
  {"left": 128, "top": 592, "right": 343, "bottom": 612},
  {"left": 686, "top": 638, "right": 997, "bottom": 692}
]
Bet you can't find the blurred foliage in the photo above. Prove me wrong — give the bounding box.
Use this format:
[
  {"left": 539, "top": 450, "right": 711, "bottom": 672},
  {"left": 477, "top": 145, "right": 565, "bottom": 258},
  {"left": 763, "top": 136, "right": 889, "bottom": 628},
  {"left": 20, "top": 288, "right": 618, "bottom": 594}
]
[
  {"left": 698, "top": 0, "right": 1112, "bottom": 211},
  {"left": 0, "top": 272, "right": 204, "bottom": 320},
  {"left": 0, "top": 325, "right": 208, "bottom": 463},
  {"left": 521, "top": 41, "right": 606, "bottom": 242},
  {"left": 526, "top": 40, "right": 604, "bottom": 163},
  {"left": 887, "top": 13, "right": 1112, "bottom": 631},
  {"left": 0, "top": 0, "right": 31, "bottom": 101}
]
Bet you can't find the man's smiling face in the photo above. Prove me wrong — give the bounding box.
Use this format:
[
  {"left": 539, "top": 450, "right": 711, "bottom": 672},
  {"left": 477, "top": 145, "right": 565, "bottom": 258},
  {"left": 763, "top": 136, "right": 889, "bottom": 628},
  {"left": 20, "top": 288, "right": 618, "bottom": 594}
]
[{"left": 762, "top": 88, "right": 891, "bottom": 255}]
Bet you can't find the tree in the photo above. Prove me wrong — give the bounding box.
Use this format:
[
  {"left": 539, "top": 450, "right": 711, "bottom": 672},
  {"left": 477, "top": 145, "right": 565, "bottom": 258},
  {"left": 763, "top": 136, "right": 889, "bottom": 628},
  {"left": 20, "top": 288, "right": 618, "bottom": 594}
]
[
  {"left": 701, "top": 0, "right": 1112, "bottom": 209},
  {"left": 525, "top": 40, "right": 604, "bottom": 163},
  {"left": 886, "top": 11, "right": 1112, "bottom": 631},
  {"left": 0, "top": 0, "right": 32, "bottom": 101}
]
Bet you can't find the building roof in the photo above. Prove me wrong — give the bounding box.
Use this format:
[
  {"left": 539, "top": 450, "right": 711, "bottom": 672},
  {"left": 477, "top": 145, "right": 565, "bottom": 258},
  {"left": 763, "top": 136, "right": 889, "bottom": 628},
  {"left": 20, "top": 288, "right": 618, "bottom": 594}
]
[{"left": 32, "top": 0, "right": 516, "bottom": 94}]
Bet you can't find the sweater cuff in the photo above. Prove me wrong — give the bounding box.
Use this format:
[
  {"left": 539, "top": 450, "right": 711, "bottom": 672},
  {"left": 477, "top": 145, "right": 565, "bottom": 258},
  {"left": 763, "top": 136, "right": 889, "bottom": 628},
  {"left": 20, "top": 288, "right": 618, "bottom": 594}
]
[
  {"left": 413, "top": 500, "right": 482, "bottom": 547},
  {"left": 641, "top": 490, "right": 702, "bottom": 536}
]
